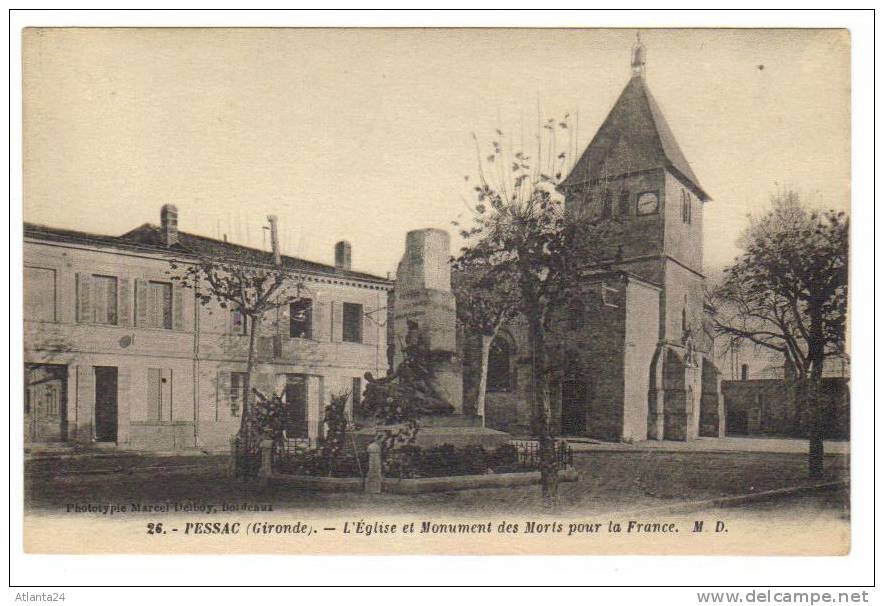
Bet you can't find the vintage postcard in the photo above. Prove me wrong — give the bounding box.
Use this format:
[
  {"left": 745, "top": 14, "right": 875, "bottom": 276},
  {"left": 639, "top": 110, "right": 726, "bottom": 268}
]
[{"left": 20, "top": 27, "right": 850, "bottom": 556}]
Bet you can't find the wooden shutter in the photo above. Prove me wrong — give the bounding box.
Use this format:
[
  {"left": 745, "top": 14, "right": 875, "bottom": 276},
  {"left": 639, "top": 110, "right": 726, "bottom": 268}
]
[
  {"left": 118, "top": 278, "right": 131, "bottom": 327},
  {"left": 331, "top": 301, "right": 343, "bottom": 342},
  {"left": 147, "top": 368, "right": 161, "bottom": 422},
  {"left": 116, "top": 367, "right": 131, "bottom": 444},
  {"left": 312, "top": 299, "right": 327, "bottom": 341},
  {"left": 135, "top": 279, "right": 148, "bottom": 328},
  {"left": 363, "top": 306, "right": 377, "bottom": 346},
  {"left": 76, "top": 273, "right": 92, "bottom": 323},
  {"left": 76, "top": 365, "right": 95, "bottom": 440},
  {"left": 216, "top": 371, "right": 230, "bottom": 420},
  {"left": 277, "top": 304, "right": 289, "bottom": 340},
  {"left": 172, "top": 284, "right": 185, "bottom": 331},
  {"left": 161, "top": 368, "right": 173, "bottom": 421}
]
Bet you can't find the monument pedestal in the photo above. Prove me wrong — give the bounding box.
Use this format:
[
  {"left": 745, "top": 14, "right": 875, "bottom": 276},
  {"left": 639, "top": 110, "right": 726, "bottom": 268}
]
[{"left": 352, "top": 227, "right": 512, "bottom": 452}]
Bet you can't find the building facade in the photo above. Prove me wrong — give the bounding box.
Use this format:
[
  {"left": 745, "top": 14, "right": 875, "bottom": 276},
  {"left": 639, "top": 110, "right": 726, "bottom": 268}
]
[
  {"left": 463, "top": 41, "right": 724, "bottom": 442},
  {"left": 23, "top": 205, "right": 391, "bottom": 452}
]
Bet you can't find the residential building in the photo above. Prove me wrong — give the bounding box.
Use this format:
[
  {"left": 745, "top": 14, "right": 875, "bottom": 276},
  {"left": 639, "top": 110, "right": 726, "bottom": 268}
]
[{"left": 23, "top": 205, "right": 391, "bottom": 451}]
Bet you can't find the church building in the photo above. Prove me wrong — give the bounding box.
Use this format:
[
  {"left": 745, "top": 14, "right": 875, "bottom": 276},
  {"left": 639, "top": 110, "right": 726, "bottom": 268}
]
[{"left": 464, "top": 39, "right": 725, "bottom": 442}]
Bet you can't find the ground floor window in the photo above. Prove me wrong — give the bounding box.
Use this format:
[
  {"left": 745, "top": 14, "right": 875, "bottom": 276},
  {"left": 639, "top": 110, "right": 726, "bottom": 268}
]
[
  {"left": 25, "top": 364, "right": 68, "bottom": 442},
  {"left": 230, "top": 372, "right": 248, "bottom": 416}
]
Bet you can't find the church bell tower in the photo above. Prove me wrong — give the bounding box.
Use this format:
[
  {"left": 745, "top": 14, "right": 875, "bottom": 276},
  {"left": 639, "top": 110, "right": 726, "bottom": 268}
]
[{"left": 557, "top": 34, "right": 723, "bottom": 442}]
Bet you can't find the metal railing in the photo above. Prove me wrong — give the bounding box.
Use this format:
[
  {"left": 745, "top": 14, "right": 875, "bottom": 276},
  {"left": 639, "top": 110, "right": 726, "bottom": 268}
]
[{"left": 510, "top": 439, "right": 574, "bottom": 470}]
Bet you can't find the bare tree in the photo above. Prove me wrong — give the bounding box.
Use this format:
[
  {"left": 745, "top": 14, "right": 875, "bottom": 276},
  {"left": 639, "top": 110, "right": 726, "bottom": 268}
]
[
  {"left": 168, "top": 252, "right": 310, "bottom": 440},
  {"left": 709, "top": 190, "right": 848, "bottom": 478},
  {"left": 456, "top": 117, "right": 615, "bottom": 499}
]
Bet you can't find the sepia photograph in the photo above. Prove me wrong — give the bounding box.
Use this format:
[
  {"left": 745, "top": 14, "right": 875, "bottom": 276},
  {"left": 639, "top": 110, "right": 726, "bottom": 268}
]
[{"left": 16, "top": 21, "right": 859, "bottom": 568}]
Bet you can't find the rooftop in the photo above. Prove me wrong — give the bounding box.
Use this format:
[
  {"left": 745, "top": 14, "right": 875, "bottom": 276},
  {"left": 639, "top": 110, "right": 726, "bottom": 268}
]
[{"left": 23, "top": 221, "right": 392, "bottom": 286}]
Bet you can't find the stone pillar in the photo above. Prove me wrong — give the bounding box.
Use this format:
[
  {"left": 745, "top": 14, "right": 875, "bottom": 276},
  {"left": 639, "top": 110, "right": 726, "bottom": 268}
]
[
  {"left": 657, "top": 345, "right": 701, "bottom": 441},
  {"left": 700, "top": 357, "right": 725, "bottom": 438},
  {"left": 258, "top": 439, "right": 274, "bottom": 488},
  {"left": 647, "top": 345, "right": 666, "bottom": 440},
  {"left": 365, "top": 442, "right": 382, "bottom": 494},
  {"left": 391, "top": 228, "right": 463, "bottom": 413}
]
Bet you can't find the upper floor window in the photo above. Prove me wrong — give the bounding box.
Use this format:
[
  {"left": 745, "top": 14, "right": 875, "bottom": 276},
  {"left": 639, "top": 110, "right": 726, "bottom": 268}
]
[
  {"left": 289, "top": 299, "right": 313, "bottom": 339},
  {"left": 24, "top": 266, "right": 56, "bottom": 322},
  {"left": 91, "top": 275, "right": 118, "bottom": 325},
  {"left": 143, "top": 281, "right": 173, "bottom": 329},
  {"left": 342, "top": 302, "right": 363, "bottom": 343},
  {"left": 230, "top": 307, "right": 247, "bottom": 335}
]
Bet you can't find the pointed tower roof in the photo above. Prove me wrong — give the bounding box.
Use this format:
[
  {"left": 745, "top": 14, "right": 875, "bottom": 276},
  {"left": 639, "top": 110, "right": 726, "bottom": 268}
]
[{"left": 561, "top": 74, "right": 710, "bottom": 201}]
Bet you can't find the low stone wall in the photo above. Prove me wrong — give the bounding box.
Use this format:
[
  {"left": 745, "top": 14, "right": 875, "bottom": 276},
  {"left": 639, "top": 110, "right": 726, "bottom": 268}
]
[
  {"left": 259, "top": 440, "right": 579, "bottom": 494},
  {"left": 382, "top": 468, "right": 579, "bottom": 494},
  {"left": 267, "top": 474, "right": 364, "bottom": 493}
]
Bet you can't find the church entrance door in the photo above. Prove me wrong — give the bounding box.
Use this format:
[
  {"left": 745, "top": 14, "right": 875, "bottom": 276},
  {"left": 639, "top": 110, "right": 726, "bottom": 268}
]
[{"left": 561, "top": 379, "right": 587, "bottom": 435}]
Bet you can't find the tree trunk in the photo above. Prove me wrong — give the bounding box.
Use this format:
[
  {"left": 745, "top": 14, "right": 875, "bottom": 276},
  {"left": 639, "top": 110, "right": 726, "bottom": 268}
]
[
  {"left": 526, "top": 306, "right": 558, "bottom": 500},
  {"left": 476, "top": 334, "right": 492, "bottom": 427},
  {"left": 807, "top": 312, "right": 826, "bottom": 479},
  {"left": 240, "top": 314, "right": 261, "bottom": 439}
]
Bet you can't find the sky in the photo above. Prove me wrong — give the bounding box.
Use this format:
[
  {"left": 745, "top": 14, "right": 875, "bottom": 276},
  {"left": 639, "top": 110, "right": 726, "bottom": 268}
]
[{"left": 22, "top": 28, "right": 850, "bottom": 279}]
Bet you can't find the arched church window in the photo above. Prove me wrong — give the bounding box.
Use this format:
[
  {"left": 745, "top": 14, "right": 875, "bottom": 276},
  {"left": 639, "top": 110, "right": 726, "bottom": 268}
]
[
  {"left": 487, "top": 334, "right": 513, "bottom": 392},
  {"left": 618, "top": 190, "right": 630, "bottom": 216},
  {"left": 602, "top": 191, "right": 613, "bottom": 219},
  {"left": 568, "top": 298, "right": 586, "bottom": 330}
]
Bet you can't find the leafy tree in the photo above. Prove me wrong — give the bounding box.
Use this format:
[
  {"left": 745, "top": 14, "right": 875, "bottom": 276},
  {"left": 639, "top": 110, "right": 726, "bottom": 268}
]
[
  {"left": 450, "top": 257, "right": 519, "bottom": 426},
  {"left": 709, "top": 190, "right": 848, "bottom": 478},
  {"left": 320, "top": 391, "right": 352, "bottom": 476},
  {"left": 455, "top": 118, "right": 614, "bottom": 499},
  {"left": 168, "top": 252, "right": 310, "bottom": 442}
]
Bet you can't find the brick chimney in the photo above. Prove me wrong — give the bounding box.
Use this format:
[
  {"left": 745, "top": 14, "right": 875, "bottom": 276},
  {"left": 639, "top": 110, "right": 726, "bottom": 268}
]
[
  {"left": 335, "top": 240, "right": 352, "bottom": 271},
  {"left": 267, "top": 215, "right": 281, "bottom": 266},
  {"left": 160, "top": 204, "right": 179, "bottom": 247}
]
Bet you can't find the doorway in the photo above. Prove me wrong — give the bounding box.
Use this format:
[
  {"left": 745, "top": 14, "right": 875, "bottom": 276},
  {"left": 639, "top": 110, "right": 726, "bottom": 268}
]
[
  {"left": 561, "top": 379, "right": 587, "bottom": 435},
  {"left": 726, "top": 408, "right": 748, "bottom": 436},
  {"left": 25, "top": 364, "right": 68, "bottom": 442},
  {"left": 94, "top": 366, "right": 118, "bottom": 443},
  {"left": 284, "top": 375, "right": 308, "bottom": 439}
]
